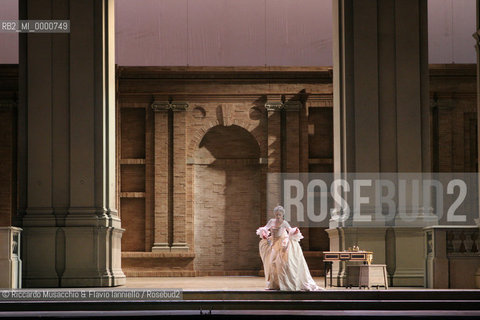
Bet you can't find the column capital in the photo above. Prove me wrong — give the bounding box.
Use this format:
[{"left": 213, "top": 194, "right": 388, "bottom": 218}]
[
  {"left": 171, "top": 102, "right": 189, "bottom": 111},
  {"left": 264, "top": 101, "right": 284, "bottom": 112},
  {"left": 151, "top": 101, "right": 171, "bottom": 112},
  {"left": 264, "top": 99, "right": 302, "bottom": 112},
  {"left": 151, "top": 101, "right": 189, "bottom": 112}
]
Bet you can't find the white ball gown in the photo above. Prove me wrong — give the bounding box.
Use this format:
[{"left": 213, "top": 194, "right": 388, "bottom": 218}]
[{"left": 256, "top": 219, "right": 324, "bottom": 291}]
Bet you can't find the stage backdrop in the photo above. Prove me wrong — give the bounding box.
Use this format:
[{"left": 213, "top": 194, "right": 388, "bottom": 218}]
[{"left": 0, "top": 0, "right": 476, "bottom": 65}]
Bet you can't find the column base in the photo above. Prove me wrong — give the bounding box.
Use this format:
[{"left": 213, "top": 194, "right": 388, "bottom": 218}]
[
  {"left": 171, "top": 243, "right": 189, "bottom": 251},
  {"left": 61, "top": 273, "right": 126, "bottom": 287},
  {"left": 152, "top": 243, "right": 171, "bottom": 252},
  {"left": 391, "top": 269, "right": 425, "bottom": 287},
  {"left": 61, "top": 224, "right": 126, "bottom": 287},
  {"left": 22, "top": 226, "right": 58, "bottom": 288},
  {"left": 393, "top": 227, "right": 426, "bottom": 287},
  {"left": 23, "top": 217, "right": 126, "bottom": 288}
]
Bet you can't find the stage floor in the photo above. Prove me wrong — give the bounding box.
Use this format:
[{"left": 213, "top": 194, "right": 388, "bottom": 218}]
[
  {"left": 124, "top": 276, "right": 276, "bottom": 290},
  {"left": 123, "top": 276, "right": 424, "bottom": 290}
]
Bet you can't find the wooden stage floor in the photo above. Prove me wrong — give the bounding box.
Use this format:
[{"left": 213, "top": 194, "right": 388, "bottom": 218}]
[
  {"left": 125, "top": 276, "right": 283, "bottom": 290},
  {"left": 123, "top": 276, "right": 425, "bottom": 290}
]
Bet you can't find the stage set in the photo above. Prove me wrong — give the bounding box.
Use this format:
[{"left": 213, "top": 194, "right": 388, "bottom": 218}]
[{"left": 1, "top": 0, "right": 480, "bottom": 317}]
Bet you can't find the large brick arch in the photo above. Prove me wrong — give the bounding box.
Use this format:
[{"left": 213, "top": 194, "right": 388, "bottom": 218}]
[
  {"left": 191, "top": 121, "right": 263, "bottom": 272},
  {"left": 187, "top": 120, "right": 266, "bottom": 159}
]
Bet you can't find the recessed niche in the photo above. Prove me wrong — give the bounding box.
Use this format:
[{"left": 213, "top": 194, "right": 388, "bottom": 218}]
[
  {"left": 121, "top": 164, "right": 145, "bottom": 192},
  {"left": 192, "top": 106, "right": 206, "bottom": 119},
  {"left": 121, "top": 108, "right": 145, "bottom": 159},
  {"left": 120, "top": 198, "right": 145, "bottom": 252}
]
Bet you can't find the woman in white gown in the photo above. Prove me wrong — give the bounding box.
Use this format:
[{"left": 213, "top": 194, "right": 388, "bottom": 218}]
[{"left": 256, "top": 206, "right": 324, "bottom": 291}]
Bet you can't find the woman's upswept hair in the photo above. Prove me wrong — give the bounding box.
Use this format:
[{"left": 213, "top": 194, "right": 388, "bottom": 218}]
[{"left": 273, "top": 205, "right": 285, "bottom": 217}]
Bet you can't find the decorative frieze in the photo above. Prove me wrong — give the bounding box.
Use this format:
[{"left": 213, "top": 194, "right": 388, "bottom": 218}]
[
  {"left": 151, "top": 101, "right": 171, "bottom": 112},
  {"left": 447, "top": 228, "right": 479, "bottom": 255},
  {"left": 264, "top": 100, "right": 302, "bottom": 112}
]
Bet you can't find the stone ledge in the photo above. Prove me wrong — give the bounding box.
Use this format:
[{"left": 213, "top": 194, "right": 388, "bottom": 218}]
[
  {"left": 122, "top": 252, "right": 195, "bottom": 259},
  {"left": 123, "top": 270, "right": 264, "bottom": 277},
  {"left": 123, "top": 270, "right": 197, "bottom": 277},
  {"left": 257, "top": 269, "right": 325, "bottom": 277}
]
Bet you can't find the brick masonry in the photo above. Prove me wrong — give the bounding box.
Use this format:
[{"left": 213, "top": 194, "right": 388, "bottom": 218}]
[
  {"left": 0, "top": 65, "right": 475, "bottom": 276},
  {"left": 115, "top": 66, "right": 479, "bottom": 276}
]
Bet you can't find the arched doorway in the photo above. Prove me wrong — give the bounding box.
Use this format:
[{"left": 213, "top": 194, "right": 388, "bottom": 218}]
[{"left": 193, "top": 125, "right": 262, "bottom": 273}]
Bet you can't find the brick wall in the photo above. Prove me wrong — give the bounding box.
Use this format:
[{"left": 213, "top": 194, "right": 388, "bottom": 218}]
[
  {"left": 114, "top": 65, "right": 479, "bottom": 276},
  {"left": 193, "top": 124, "right": 262, "bottom": 271}
]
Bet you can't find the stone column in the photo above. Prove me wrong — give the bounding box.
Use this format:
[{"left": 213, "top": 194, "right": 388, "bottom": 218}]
[
  {"left": 475, "top": 2, "right": 480, "bottom": 217},
  {"left": 476, "top": 1, "right": 480, "bottom": 172},
  {"left": 391, "top": 228, "right": 425, "bottom": 286},
  {"left": 151, "top": 102, "right": 170, "bottom": 252},
  {"left": 330, "top": 0, "right": 430, "bottom": 286},
  {"left": 19, "top": 0, "right": 125, "bottom": 287},
  {"left": 0, "top": 100, "right": 16, "bottom": 228},
  {"left": 171, "top": 103, "right": 189, "bottom": 251},
  {"left": 284, "top": 100, "right": 310, "bottom": 248},
  {"left": 284, "top": 101, "right": 301, "bottom": 173},
  {"left": 474, "top": 0, "right": 480, "bottom": 289},
  {"left": 0, "top": 99, "right": 22, "bottom": 288},
  {"left": 333, "top": 0, "right": 429, "bottom": 174}
]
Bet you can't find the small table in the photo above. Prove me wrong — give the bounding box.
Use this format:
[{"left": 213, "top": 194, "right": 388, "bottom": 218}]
[{"left": 323, "top": 251, "right": 373, "bottom": 288}]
